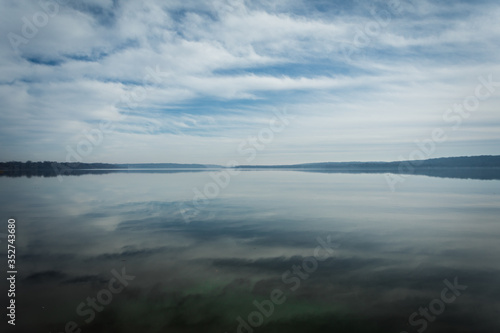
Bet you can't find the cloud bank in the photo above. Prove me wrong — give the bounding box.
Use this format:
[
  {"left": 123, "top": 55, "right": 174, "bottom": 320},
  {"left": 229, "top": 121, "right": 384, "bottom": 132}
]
[{"left": 1, "top": 0, "right": 499, "bottom": 163}]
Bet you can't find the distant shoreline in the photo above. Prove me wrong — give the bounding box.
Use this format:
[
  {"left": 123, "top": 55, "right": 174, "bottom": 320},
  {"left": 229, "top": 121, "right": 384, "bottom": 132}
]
[
  {"left": 1, "top": 155, "right": 500, "bottom": 170},
  {"left": 1, "top": 156, "right": 500, "bottom": 180}
]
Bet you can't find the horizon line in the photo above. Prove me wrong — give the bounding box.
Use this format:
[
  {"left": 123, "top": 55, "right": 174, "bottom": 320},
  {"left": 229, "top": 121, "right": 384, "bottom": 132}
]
[{"left": 1, "top": 154, "right": 500, "bottom": 166}]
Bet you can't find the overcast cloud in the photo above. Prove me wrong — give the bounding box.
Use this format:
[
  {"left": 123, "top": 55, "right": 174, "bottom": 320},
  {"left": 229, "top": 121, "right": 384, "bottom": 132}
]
[{"left": 1, "top": 0, "right": 499, "bottom": 164}]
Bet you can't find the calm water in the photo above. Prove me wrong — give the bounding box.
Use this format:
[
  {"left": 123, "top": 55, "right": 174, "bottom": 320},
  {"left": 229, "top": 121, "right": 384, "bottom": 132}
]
[{"left": 1, "top": 171, "right": 499, "bottom": 333}]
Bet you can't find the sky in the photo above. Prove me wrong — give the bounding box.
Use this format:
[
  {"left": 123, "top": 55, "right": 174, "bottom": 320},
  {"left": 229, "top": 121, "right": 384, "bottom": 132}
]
[{"left": 0, "top": 0, "right": 499, "bottom": 165}]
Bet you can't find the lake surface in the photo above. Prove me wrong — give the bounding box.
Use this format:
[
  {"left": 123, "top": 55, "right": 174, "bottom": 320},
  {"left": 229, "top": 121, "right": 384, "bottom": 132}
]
[{"left": 1, "top": 171, "right": 499, "bottom": 333}]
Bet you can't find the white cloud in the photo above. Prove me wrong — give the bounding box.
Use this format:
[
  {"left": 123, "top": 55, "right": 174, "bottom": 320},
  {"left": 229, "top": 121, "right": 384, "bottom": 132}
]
[{"left": 0, "top": 0, "right": 499, "bottom": 163}]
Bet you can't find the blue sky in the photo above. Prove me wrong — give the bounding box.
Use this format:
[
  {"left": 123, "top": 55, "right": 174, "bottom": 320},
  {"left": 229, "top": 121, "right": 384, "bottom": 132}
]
[{"left": 1, "top": 0, "right": 499, "bottom": 164}]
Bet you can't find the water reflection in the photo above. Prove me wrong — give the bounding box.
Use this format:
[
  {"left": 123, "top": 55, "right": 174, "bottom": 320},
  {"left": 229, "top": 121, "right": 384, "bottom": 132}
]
[{"left": 1, "top": 172, "right": 499, "bottom": 332}]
